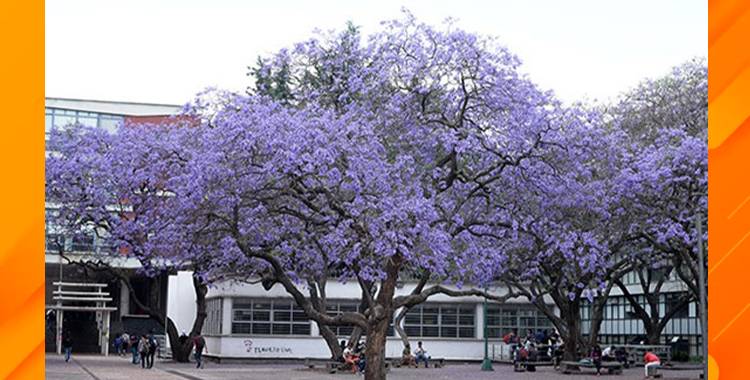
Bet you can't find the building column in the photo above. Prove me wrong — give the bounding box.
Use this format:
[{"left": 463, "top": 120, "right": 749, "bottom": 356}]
[
  {"left": 221, "top": 297, "right": 233, "bottom": 335},
  {"left": 102, "top": 311, "right": 111, "bottom": 356},
  {"left": 475, "top": 303, "right": 484, "bottom": 340},
  {"left": 56, "top": 309, "right": 63, "bottom": 355}
]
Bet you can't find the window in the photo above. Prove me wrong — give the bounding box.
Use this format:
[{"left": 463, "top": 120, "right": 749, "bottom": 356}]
[
  {"left": 96, "top": 237, "right": 118, "bottom": 254},
  {"left": 582, "top": 293, "right": 699, "bottom": 356},
  {"left": 486, "top": 305, "right": 553, "bottom": 339},
  {"left": 232, "top": 299, "right": 310, "bottom": 336},
  {"left": 71, "top": 234, "right": 95, "bottom": 252},
  {"left": 45, "top": 108, "right": 124, "bottom": 134},
  {"left": 204, "top": 298, "right": 223, "bottom": 335},
  {"left": 404, "top": 303, "right": 475, "bottom": 339},
  {"left": 664, "top": 293, "right": 689, "bottom": 319},
  {"left": 100, "top": 115, "right": 123, "bottom": 133},
  {"left": 45, "top": 234, "right": 65, "bottom": 252}
]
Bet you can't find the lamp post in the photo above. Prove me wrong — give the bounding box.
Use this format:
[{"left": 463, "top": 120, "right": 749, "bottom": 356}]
[{"left": 481, "top": 286, "right": 493, "bottom": 371}]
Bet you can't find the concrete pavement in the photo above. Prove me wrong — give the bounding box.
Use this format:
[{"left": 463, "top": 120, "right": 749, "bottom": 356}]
[{"left": 46, "top": 354, "right": 701, "bottom": 380}]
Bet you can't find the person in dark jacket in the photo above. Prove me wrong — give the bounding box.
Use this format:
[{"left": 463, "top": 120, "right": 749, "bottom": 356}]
[
  {"left": 62, "top": 333, "right": 73, "bottom": 362},
  {"left": 591, "top": 344, "right": 603, "bottom": 376},
  {"left": 130, "top": 333, "right": 139, "bottom": 364},
  {"left": 194, "top": 333, "right": 207, "bottom": 369},
  {"left": 146, "top": 329, "right": 158, "bottom": 369}
]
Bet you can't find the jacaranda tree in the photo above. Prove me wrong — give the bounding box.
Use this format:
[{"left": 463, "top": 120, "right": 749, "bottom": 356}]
[
  {"left": 45, "top": 122, "right": 214, "bottom": 362},
  {"left": 146, "top": 15, "right": 588, "bottom": 379},
  {"left": 44, "top": 13, "right": 707, "bottom": 380}
]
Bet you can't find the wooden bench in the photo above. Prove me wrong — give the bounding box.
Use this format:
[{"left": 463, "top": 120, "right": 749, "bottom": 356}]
[
  {"left": 514, "top": 360, "right": 554, "bottom": 372},
  {"left": 559, "top": 361, "right": 623, "bottom": 375},
  {"left": 390, "top": 357, "right": 444, "bottom": 368},
  {"left": 326, "top": 360, "right": 391, "bottom": 374},
  {"left": 646, "top": 364, "right": 663, "bottom": 378}
]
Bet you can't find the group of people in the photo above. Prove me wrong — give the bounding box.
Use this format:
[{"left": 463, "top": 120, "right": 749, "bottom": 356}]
[
  {"left": 339, "top": 339, "right": 431, "bottom": 374},
  {"left": 504, "top": 328, "right": 661, "bottom": 378},
  {"left": 504, "top": 328, "right": 561, "bottom": 347},
  {"left": 113, "top": 330, "right": 159, "bottom": 369},
  {"left": 506, "top": 328, "right": 563, "bottom": 370},
  {"left": 401, "top": 341, "right": 430, "bottom": 368},
  {"left": 589, "top": 344, "right": 630, "bottom": 375},
  {"left": 590, "top": 345, "right": 660, "bottom": 378},
  {"left": 60, "top": 329, "right": 208, "bottom": 370},
  {"left": 341, "top": 340, "right": 367, "bottom": 374}
]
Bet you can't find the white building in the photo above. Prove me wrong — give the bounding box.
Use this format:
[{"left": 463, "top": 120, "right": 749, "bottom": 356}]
[{"left": 167, "top": 272, "right": 556, "bottom": 361}]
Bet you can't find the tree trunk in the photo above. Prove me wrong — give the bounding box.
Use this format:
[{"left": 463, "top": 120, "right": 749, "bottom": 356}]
[
  {"left": 363, "top": 254, "right": 401, "bottom": 380},
  {"left": 318, "top": 321, "right": 344, "bottom": 360},
  {"left": 364, "top": 313, "right": 390, "bottom": 380},
  {"left": 646, "top": 329, "right": 661, "bottom": 345},
  {"left": 166, "top": 318, "right": 189, "bottom": 362},
  {"left": 394, "top": 306, "right": 411, "bottom": 348},
  {"left": 562, "top": 303, "right": 584, "bottom": 361},
  {"left": 348, "top": 326, "right": 365, "bottom": 348},
  {"left": 168, "top": 274, "right": 209, "bottom": 362}
]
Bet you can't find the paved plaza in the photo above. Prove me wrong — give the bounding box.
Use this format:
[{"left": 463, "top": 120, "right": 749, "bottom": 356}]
[{"left": 46, "top": 354, "right": 702, "bottom": 380}]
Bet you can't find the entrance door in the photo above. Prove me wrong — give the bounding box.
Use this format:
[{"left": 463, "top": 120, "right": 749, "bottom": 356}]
[{"left": 64, "top": 311, "right": 100, "bottom": 353}]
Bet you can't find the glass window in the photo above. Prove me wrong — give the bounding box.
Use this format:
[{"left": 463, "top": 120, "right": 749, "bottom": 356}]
[
  {"left": 486, "top": 305, "right": 553, "bottom": 339},
  {"left": 403, "top": 303, "right": 475, "bottom": 339},
  {"left": 204, "top": 298, "right": 223, "bottom": 335},
  {"left": 54, "top": 115, "right": 76, "bottom": 128},
  {"left": 77, "top": 116, "right": 98, "bottom": 128},
  {"left": 71, "top": 234, "right": 95, "bottom": 252},
  {"left": 100, "top": 117, "right": 123, "bottom": 133},
  {"left": 231, "top": 299, "right": 310, "bottom": 336}
]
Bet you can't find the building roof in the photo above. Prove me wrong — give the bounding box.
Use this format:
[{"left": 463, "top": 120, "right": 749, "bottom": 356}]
[{"left": 45, "top": 97, "right": 182, "bottom": 117}]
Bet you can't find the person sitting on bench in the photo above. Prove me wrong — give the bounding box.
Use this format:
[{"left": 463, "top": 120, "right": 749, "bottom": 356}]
[
  {"left": 343, "top": 343, "right": 360, "bottom": 373},
  {"left": 591, "top": 344, "right": 603, "bottom": 377},
  {"left": 414, "top": 341, "right": 429, "bottom": 368},
  {"left": 644, "top": 351, "right": 661, "bottom": 379},
  {"left": 525, "top": 343, "right": 539, "bottom": 372},
  {"left": 615, "top": 346, "right": 629, "bottom": 367},
  {"left": 402, "top": 343, "right": 417, "bottom": 368},
  {"left": 602, "top": 345, "right": 617, "bottom": 361}
]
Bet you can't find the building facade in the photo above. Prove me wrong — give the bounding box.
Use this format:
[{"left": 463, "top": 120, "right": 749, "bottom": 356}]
[
  {"left": 44, "top": 97, "right": 181, "bottom": 353},
  {"left": 166, "top": 272, "right": 556, "bottom": 361}
]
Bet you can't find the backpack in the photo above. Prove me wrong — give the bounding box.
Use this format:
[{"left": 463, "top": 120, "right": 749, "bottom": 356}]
[
  {"left": 148, "top": 337, "right": 157, "bottom": 351},
  {"left": 519, "top": 348, "right": 528, "bottom": 360},
  {"left": 140, "top": 340, "right": 150, "bottom": 353}
]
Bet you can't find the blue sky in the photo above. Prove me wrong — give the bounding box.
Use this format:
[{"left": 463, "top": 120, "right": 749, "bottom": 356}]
[{"left": 46, "top": 0, "right": 706, "bottom": 105}]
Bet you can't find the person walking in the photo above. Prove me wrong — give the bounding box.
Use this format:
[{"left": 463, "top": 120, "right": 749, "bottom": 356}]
[
  {"left": 138, "top": 335, "right": 149, "bottom": 369},
  {"left": 130, "top": 333, "right": 139, "bottom": 364},
  {"left": 114, "top": 333, "right": 122, "bottom": 356},
  {"left": 120, "top": 333, "right": 130, "bottom": 357},
  {"left": 62, "top": 333, "right": 73, "bottom": 362},
  {"left": 146, "top": 330, "right": 158, "bottom": 369},
  {"left": 193, "top": 332, "right": 207, "bottom": 369}
]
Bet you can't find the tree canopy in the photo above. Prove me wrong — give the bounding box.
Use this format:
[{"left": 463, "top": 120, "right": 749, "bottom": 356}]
[{"left": 45, "top": 13, "right": 707, "bottom": 380}]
